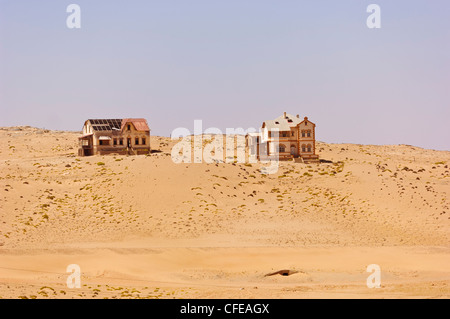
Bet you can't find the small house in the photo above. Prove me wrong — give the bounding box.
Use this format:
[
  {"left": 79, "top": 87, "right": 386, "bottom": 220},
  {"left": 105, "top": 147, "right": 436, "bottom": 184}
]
[{"left": 78, "top": 118, "right": 150, "bottom": 156}]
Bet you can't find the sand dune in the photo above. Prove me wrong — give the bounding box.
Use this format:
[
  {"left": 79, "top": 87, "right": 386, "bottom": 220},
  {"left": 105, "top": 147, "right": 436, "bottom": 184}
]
[{"left": 0, "top": 126, "right": 449, "bottom": 298}]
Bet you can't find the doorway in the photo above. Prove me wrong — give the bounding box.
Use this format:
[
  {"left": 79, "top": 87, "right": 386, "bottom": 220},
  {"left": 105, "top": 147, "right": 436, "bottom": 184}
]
[{"left": 290, "top": 145, "right": 297, "bottom": 156}]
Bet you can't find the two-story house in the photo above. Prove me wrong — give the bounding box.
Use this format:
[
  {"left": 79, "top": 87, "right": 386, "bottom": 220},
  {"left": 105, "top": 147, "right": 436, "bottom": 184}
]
[{"left": 247, "top": 112, "right": 319, "bottom": 163}]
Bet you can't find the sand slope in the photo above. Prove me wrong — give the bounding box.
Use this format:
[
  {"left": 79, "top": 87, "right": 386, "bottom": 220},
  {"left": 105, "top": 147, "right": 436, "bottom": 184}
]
[{"left": 0, "top": 126, "right": 449, "bottom": 298}]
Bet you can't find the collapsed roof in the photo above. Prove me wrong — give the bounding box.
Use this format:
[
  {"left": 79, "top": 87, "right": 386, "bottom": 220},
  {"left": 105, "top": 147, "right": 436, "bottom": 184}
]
[
  {"left": 86, "top": 119, "right": 150, "bottom": 132},
  {"left": 263, "top": 113, "right": 302, "bottom": 131}
]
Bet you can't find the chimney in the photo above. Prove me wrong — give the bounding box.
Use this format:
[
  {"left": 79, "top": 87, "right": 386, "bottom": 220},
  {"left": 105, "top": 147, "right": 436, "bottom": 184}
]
[
  {"left": 284, "top": 112, "right": 287, "bottom": 118},
  {"left": 296, "top": 114, "right": 299, "bottom": 118}
]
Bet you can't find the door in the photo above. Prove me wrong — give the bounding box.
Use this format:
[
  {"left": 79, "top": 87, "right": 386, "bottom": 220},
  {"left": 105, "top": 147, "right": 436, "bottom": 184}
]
[
  {"left": 127, "top": 138, "right": 131, "bottom": 148},
  {"left": 290, "top": 145, "right": 297, "bottom": 156}
]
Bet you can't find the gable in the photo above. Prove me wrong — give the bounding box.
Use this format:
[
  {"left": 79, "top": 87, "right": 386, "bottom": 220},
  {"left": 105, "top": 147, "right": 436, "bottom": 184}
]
[
  {"left": 121, "top": 118, "right": 150, "bottom": 132},
  {"left": 297, "top": 117, "right": 315, "bottom": 128}
]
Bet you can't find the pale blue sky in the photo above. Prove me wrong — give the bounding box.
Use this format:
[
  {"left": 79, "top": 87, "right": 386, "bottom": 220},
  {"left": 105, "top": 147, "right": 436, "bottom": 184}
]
[{"left": 1, "top": 1, "right": 449, "bottom": 150}]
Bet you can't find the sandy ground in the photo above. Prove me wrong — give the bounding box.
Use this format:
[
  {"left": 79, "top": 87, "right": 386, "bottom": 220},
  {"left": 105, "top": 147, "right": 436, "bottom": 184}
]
[{"left": 0, "top": 126, "right": 449, "bottom": 299}]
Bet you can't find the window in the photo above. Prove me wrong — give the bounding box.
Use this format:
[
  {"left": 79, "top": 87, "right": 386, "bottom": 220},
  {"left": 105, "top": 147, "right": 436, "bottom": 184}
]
[
  {"left": 278, "top": 145, "right": 286, "bottom": 153},
  {"left": 305, "top": 121, "right": 308, "bottom": 125},
  {"left": 307, "top": 144, "right": 312, "bottom": 152},
  {"left": 113, "top": 138, "right": 117, "bottom": 146},
  {"left": 142, "top": 138, "right": 146, "bottom": 145},
  {"left": 302, "top": 145, "right": 306, "bottom": 152},
  {"left": 127, "top": 124, "right": 131, "bottom": 130},
  {"left": 135, "top": 137, "right": 139, "bottom": 145},
  {"left": 302, "top": 131, "right": 305, "bottom": 138},
  {"left": 99, "top": 140, "right": 110, "bottom": 146},
  {"left": 291, "top": 131, "right": 294, "bottom": 137},
  {"left": 119, "top": 138, "right": 123, "bottom": 145},
  {"left": 307, "top": 131, "right": 311, "bottom": 137}
]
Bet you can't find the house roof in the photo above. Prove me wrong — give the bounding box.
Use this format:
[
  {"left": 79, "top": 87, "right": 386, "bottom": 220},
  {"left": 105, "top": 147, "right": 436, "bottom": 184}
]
[
  {"left": 87, "top": 119, "right": 122, "bottom": 131},
  {"left": 263, "top": 113, "right": 302, "bottom": 131},
  {"left": 247, "top": 132, "right": 261, "bottom": 137},
  {"left": 121, "top": 118, "right": 150, "bottom": 132},
  {"left": 85, "top": 118, "right": 150, "bottom": 132},
  {"left": 78, "top": 133, "right": 93, "bottom": 139}
]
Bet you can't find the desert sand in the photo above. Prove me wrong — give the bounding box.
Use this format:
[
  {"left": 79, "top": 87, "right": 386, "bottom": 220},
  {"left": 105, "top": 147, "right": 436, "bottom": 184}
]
[{"left": 0, "top": 126, "right": 449, "bottom": 299}]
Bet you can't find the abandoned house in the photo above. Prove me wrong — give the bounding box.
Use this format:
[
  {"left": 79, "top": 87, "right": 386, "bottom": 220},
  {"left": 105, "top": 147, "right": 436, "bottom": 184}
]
[
  {"left": 246, "top": 112, "right": 319, "bottom": 163},
  {"left": 78, "top": 118, "right": 151, "bottom": 156}
]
